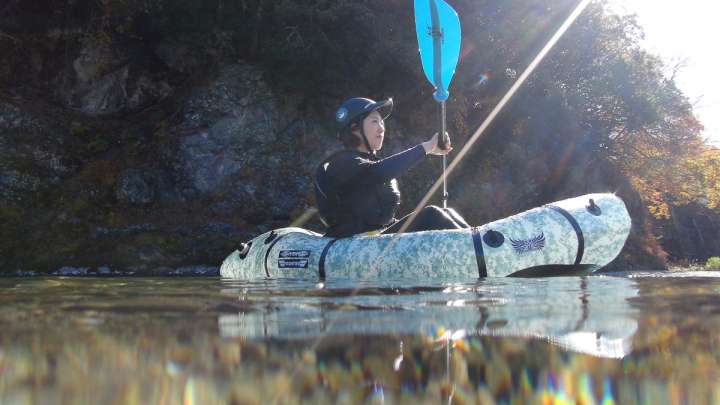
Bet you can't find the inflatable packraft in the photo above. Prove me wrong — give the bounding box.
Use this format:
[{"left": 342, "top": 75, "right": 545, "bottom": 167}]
[{"left": 220, "top": 193, "right": 631, "bottom": 279}]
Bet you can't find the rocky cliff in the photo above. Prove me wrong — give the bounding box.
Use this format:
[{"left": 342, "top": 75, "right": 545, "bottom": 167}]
[{"left": 0, "top": 0, "right": 697, "bottom": 274}]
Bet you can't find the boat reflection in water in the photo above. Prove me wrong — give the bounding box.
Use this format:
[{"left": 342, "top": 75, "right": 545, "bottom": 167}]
[{"left": 218, "top": 275, "right": 638, "bottom": 359}]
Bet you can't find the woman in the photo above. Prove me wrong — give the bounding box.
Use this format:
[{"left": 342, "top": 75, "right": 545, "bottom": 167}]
[{"left": 314, "top": 97, "right": 470, "bottom": 237}]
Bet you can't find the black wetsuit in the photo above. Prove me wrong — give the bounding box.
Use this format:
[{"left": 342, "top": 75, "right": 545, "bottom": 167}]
[{"left": 314, "top": 145, "right": 470, "bottom": 237}]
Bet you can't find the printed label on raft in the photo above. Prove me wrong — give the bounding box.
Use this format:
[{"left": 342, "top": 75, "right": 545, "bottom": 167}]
[
  {"left": 278, "top": 258, "right": 309, "bottom": 269},
  {"left": 510, "top": 232, "right": 546, "bottom": 254},
  {"left": 279, "top": 250, "right": 311, "bottom": 258}
]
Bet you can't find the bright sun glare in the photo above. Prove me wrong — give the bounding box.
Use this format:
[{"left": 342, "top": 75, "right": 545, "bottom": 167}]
[{"left": 609, "top": 0, "right": 720, "bottom": 146}]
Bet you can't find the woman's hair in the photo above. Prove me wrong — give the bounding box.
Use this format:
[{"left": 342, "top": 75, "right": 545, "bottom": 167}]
[{"left": 338, "top": 118, "right": 364, "bottom": 149}]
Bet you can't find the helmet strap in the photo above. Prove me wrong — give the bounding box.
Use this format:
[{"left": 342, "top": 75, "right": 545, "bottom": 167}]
[
  {"left": 356, "top": 115, "right": 375, "bottom": 156},
  {"left": 360, "top": 126, "right": 374, "bottom": 155}
]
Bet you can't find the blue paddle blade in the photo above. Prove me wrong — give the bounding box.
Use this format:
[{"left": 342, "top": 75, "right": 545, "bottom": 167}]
[{"left": 414, "top": 0, "right": 461, "bottom": 102}]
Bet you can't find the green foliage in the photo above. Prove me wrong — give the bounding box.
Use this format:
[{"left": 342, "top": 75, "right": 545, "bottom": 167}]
[{"left": 706, "top": 257, "right": 720, "bottom": 269}]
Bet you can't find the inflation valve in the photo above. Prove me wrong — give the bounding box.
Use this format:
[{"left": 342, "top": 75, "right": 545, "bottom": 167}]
[
  {"left": 586, "top": 199, "right": 602, "bottom": 216},
  {"left": 238, "top": 242, "right": 252, "bottom": 259}
]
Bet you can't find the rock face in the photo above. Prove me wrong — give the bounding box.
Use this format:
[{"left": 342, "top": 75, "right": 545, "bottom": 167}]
[
  {"left": 0, "top": 57, "right": 666, "bottom": 273},
  {"left": 60, "top": 37, "right": 173, "bottom": 116},
  {"left": 115, "top": 168, "right": 155, "bottom": 205},
  {"left": 170, "top": 64, "right": 318, "bottom": 221},
  {"left": 0, "top": 60, "right": 322, "bottom": 273},
  {"left": 0, "top": 0, "right": 710, "bottom": 273},
  {"left": 176, "top": 65, "right": 287, "bottom": 195},
  {"left": 0, "top": 102, "right": 75, "bottom": 202}
]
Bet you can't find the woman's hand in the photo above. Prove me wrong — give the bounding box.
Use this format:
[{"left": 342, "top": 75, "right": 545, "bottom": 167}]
[{"left": 422, "top": 132, "right": 453, "bottom": 155}]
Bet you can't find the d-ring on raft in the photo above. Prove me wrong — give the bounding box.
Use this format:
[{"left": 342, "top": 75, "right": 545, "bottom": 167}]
[{"left": 220, "top": 193, "right": 631, "bottom": 280}]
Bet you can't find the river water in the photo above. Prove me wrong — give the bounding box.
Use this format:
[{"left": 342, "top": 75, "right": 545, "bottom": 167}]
[{"left": 1, "top": 272, "right": 720, "bottom": 404}]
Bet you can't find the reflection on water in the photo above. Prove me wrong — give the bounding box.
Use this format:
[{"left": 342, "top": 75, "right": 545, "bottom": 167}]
[
  {"left": 1, "top": 273, "right": 720, "bottom": 403},
  {"left": 219, "top": 277, "right": 638, "bottom": 358}
]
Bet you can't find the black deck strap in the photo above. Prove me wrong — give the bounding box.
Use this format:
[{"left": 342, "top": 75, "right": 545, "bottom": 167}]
[
  {"left": 471, "top": 227, "right": 487, "bottom": 277},
  {"left": 318, "top": 238, "right": 340, "bottom": 279},
  {"left": 547, "top": 205, "right": 585, "bottom": 265},
  {"left": 263, "top": 233, "right": 289, "bottom": 277}
]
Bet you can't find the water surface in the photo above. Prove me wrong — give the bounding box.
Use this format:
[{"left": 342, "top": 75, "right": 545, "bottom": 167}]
[{"left": 2, "top": 273, "right": 720, "bottom": 404}]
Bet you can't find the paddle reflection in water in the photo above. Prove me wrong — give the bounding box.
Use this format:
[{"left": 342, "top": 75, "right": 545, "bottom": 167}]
[{"left": 218, "top": 276, "right": 638, "bottom": 359}]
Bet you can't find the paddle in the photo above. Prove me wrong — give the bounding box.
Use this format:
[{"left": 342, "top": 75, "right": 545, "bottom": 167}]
[{"left": 414, "top": 0, "right": 461, "bottom": 208}]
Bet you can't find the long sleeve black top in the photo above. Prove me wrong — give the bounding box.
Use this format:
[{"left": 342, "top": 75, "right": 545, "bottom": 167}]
[{"left": 314, "top": 144, "right": 427, "bottom": 237}]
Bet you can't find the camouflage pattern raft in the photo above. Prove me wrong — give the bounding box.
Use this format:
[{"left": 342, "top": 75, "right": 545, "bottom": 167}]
[{"left": 220, "top": 193, "right": 631, "bottom": 279}]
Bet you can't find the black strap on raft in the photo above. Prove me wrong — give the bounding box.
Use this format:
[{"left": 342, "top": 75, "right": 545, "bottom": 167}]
[
  {"left": 318, "top": 238, "right": 340, "bottom": 279},
  {"left": 263, "top": 233, "right": 289, "bottom": 277},
  {"left": 547, "top": 205, "right": 585, "bottom": 265},
  {"left": 471, "top": 227, "right": 487, "bottom": 277}
]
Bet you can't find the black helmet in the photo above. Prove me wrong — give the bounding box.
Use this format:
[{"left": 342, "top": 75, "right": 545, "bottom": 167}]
[{"left": 335, "top": 97, "right": 393, "bottom": 130}]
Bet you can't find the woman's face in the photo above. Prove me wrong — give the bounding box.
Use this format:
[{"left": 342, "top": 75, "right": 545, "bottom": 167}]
[{"left": 354, "top": 110, "right": 385, "bottom": 152}]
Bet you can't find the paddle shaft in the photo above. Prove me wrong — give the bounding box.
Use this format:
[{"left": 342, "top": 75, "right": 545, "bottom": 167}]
[
  {"left": 429, "top": 0, "right": 449, "bottom": 208},
  {"left": 441, "top": 101, "right": 448, "bottom": 208}
]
